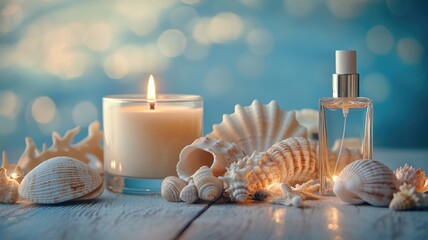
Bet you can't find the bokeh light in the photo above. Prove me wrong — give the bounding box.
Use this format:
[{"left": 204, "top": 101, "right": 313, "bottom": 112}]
[
  {"left": 366, "top": 25, "right": 393, "bottom": 55},
  {"left": 31, "top": 96, "right": 56, "bottom": 124},
  {"left": 396, "top": 38, "right": 423, "bottom": 65},
  {"left": 1, "top": 0, "right": 428, "bottom": 159},
  {"left": 0, "top": 91, "right": 20, "bottom": 118},
  {"left": 72, "top": 101, "right": 98, "bottom": 126},
  {"left": 157, "top": 29, "right": 187, "bottom": 58}
]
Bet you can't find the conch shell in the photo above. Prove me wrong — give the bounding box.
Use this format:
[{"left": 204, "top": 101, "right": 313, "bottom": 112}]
[
  {"left": 0, "top": 168, "right": 19, "bottom": 204},
  {"left": 193, "top": 166, "right": 223, "bottom": 201},
  {"left": 161, "top": 176, "right": 187, "bottom": 202},
  {"left": 177, "top": 137, "right": 245, "bottom": 181},
  {"left": 180, "top": 180, "right": 199, "bottom": 204},
  {"left": 394, "top": 164, "right": 426, "bottom": 192},
  {"left": 333, "top": 160, "right": 400, "bottom": 206},
  {"left": 13, "top": 121, "right": 103, "bottom": 180},
  {"left": 18, "top": 156, "right": 103, "bottom": 204},
  {"left": 389, "top": 183, "right": 428, "bottom": 211},
  {"left": 221, "top": 137, "right": 318, "bottom": 202},
  {"left": 207, "top": 100, "right": 308, "bottom": 155}
]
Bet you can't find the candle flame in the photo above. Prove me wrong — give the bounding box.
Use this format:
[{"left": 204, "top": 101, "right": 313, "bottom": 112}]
[{"left": 147, "top": 74, "right": 156, "bottom": 102}]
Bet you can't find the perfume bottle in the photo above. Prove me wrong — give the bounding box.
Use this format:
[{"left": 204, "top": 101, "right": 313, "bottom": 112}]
[{"left": 319, "top": 50, "right": 373, "bottom": 195}]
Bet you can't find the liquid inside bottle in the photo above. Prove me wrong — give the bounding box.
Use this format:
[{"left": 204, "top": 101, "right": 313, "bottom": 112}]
[{"left": 319, "top": 97, "right": 373, "bottom": 195}]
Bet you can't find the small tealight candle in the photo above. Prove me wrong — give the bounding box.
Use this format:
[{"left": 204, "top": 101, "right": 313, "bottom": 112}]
[{"left": 103, "top": 75, "right": 203, "bottom": 194}]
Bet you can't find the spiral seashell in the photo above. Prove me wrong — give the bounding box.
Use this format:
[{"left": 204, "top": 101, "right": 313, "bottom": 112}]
[
  {"left": 333, "top": 160, "right": 400, "bottom": 206},
  {"left": 207, "top": 100, "right": 308, "bottom": 155},
  {"left": 389, "top": 183, "right": 428, "bottom": 211},
  {"left": 394, "top": 164, "right": 426, "bottom": 192},
  {"left": 161, "top": 176, "right": 187, "bottom": 202},
  {"left": 18, "top": 156, "right": 103, "bottom": 204},
  {"left": 220, "top": 137, "right": 318, "bottom": 202},
  {"left": 193, "top": 166, "right": 223, "bottom": 201},
  {"left": 177, "top": 137, "right": 245, "bottom": 181},
  {"left": 0, "top": 168, "right": 19, "bottom": 204},
  {"left": 180, "top": 180, "right": 199, "bottom": 204}
]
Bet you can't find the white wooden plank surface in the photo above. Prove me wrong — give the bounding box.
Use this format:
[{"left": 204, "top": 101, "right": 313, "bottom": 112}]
[
  {"left": 0, "top": 193, "right": 205, "bottom": 240},
  {"left": 0, "top": 149, "right": 427, "bottom": 240}
]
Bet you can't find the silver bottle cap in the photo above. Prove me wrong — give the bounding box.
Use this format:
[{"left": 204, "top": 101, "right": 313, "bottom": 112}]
[{"left": 332, "top": 50, "right": 359, "bottom": 98}]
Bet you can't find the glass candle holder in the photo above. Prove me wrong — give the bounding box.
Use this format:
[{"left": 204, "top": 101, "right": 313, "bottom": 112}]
[{"left": 103, "top": 94, "right": 203, "bottom": 194}]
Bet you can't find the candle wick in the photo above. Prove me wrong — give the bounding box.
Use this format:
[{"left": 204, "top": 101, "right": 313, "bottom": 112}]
[{"left": 149, "top": 102, "right": 155, "bottom": 110}]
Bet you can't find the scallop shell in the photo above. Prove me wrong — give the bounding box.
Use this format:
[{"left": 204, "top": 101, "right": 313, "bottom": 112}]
[
  {"left": 295, "top": 108, "right": 319, "bottom": 140},
  {"left": 177, "top": 137, "right": 245, "bottom": 181},
  {"left": 161, "top": 176, "right": 187, "bottom": 202},
  {"left": 18, "top": 156, "right": 103, "bottom": 204},
  {"left": 333, "top": 160, "right": 400, "bottom": 206},
  {"left": 180, "top": 180, "right": 199, "bottom": 204},
  {"left": 193, "top": 166, "right": 223, "bottom": 201},
  {"left": 0, "top": 168, "right": 19, "bottom": 204},
  {"left": 394, "top": 164, "right": 426, "bottom": 192},
  {"left": 389, "top": 183, "right": 428, "bottom": 211},
  {"left": 220, "top": 137, "right": 318, "bottom": 202},
  {"left": 207, "top": 100, "right": 308, "bottom": 155}
]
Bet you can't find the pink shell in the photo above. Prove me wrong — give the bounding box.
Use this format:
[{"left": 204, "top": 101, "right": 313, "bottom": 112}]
[{"left": 394, "top": 164, "right": 426, "bottom": 192}]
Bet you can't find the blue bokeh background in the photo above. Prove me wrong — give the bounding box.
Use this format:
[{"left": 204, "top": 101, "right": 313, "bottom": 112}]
[{"left": 1, "top": 0, "right": 427, "bottom": 161}]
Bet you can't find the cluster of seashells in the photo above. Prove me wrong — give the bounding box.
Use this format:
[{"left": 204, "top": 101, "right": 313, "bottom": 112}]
[
  {"left": 0, "top": 122, "right": 104, "bottom": 204},
  {"left": 162, "top": 99, "right": 428, "bottom": 211},
  {"left": 333, "top": 160, "right": 428, "bottom": 210},
  {"left": 162, "top": 100, "right": 321, "bottom": 205}
]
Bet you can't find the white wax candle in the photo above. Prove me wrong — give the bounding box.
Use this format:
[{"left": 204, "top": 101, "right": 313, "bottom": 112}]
[{"left": 104, "top": 105, "right": 203, "bottom": 178}]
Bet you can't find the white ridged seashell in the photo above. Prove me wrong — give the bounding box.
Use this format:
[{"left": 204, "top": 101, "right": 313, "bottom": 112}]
[
  {"left": 18, "top": 156, "right": 103, "bottom": 204},
  {"left": 394, "top": 164, "right": 426, "bottom": 192},
  {"left": 193, "top": 166, "right": 223, "bottom": 201},
  {"left": 161, "top": 176, "right": 187, "bottom": 202},
  {"left": 389, "top": 183, "right": 428, "bottom": 211},
  {"left": 207, "top": 100, "right": 308, "bottom": 155},
  {"left": 180, "top": 180, "right": 199, "bottom": 204},
  {"left": 333, "top": 160, "right": 400, "bottom": 206},
  {"left": 295, "top": 108, "right": 318, "bottom": 140},
  {"left": 177, "top": 137, "right": 245, "bottom": 181},
  {"left": 0, "top": 168, "right": 19, "bottom": 204},
  {"left": 220, "top": 137, "right": 318, "bottom": 202}
]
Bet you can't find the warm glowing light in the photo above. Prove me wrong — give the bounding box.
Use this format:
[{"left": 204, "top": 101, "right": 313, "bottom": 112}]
[
  {"left": 10, "top": 172, "right": 18, "bottom": 179},
  {"left": 147, "top": 75, "right": 156, "bottom": 103},
  {"left": 332, "top": 175, "right": 338, "bottom": 182}
]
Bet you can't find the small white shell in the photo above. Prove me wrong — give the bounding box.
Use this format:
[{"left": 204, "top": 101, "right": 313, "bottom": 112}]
[
  {"left": 18, "top": 156, "right": 103, "bottom": 204},
  {"left": 389, "top": 183, "right": 428, "bottom": 211},
  {"left": 333, "top": 160, "right": 400, "bottom": 206},
  {"left": 221, "top": 137, "right": 318, "bottom": 202},
  {"left": 394, "top": 164, "right": 426, "bottom": 192},
  {"left": 207, "top": 100, "right": 308, "bottom": 155},
  {"left": 177, "top": 137, "right": 245, "bottom": 180},
  {"left": 180, "top": 180, "right": 199, "bottom": 204},
  {"left": 161, "top": 176, "right": 187, "bottom": 202},
  {"left": 0, "top": 168, "right": 19, "bottom": 204},
  {"left": 193, "top": 166, "right": 223, "bottom": 201}
]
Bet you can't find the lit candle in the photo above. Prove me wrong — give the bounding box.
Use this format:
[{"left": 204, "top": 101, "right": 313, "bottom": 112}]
[{"left": 103, "top": 75, "right": 203, "bottom": 194}]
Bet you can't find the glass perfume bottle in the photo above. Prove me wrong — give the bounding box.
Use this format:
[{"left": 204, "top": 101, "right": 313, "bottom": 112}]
[{"left": 319, "top": 50, "right": 373, "bottom": 195}]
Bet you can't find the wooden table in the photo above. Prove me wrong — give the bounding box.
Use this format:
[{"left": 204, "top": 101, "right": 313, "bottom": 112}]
[{"left": 1, "top": 149, "right": 427, "bottom": 240}]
